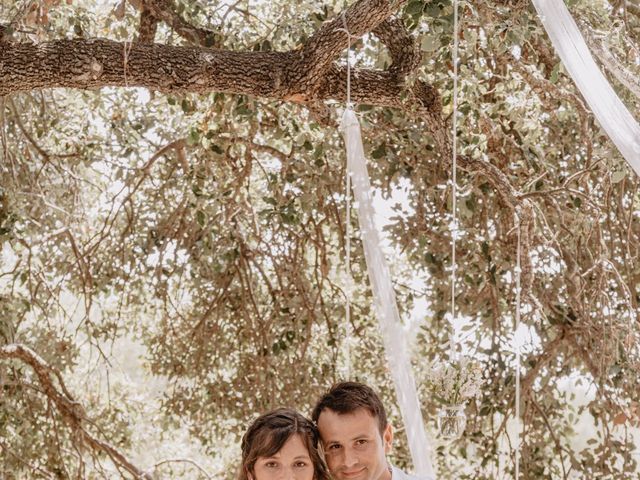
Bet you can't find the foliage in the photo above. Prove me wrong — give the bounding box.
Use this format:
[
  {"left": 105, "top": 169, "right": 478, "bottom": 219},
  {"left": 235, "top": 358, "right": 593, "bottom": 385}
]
[{"left": 1, "top": 0, "right": 639, "bottom": 478}]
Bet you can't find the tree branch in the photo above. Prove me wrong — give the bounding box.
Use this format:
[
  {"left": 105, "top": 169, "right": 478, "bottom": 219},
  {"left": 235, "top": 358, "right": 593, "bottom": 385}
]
[
  {"left": 129, "top": 0, "right": 219, "bottom": 46},
  {"left": 298, "top": 0, "right": 406, "bottom": 93},
  {"left": 582, "top": 27, "right": 640, "bottom": 100},
  {"left": 520, "top": 329, "right": 568, "bottom": 394},
  {"left": 372, "top": 17, "right": 420, "bottom": 79},
  {"left": 137, "top": 6, "right": 159, "bottom": 44},
  {"left": 0, "top": 37, "right": 441, "bottom": 114},
  {"left": 0, "top": 344, "right": 153, "bottom": 480},
  {"left": 0, "top": 39, "right": 295, "bottom": 97},
  {"left": 459, "top": 156, "right": 536, "bottom": 299},
  {"left": 0, "top": 0, "right": 418, "bottom": 104}
]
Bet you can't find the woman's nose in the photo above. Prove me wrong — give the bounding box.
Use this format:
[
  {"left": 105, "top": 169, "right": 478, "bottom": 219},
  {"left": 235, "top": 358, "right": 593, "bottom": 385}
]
[
  {"left": 287, "top": 472, "right": 303, "bottom": 480},
  {"left": 279, "top": 468, "right": 297, "bottom": 480}
]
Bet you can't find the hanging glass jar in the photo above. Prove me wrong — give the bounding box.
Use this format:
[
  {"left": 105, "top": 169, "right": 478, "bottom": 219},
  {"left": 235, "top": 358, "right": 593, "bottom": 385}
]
[{"left": 437, "top": 404, "right": 467, "bottom": 439}]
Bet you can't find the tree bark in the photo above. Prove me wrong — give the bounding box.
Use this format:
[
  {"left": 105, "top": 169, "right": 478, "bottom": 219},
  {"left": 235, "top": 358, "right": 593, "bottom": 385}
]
[
  {"left": 0, "top": 37, "right": 434, "bottom": 108},
  {"left": 0, "top": 39, "right": 296, "bottom": 97},
  {"left": 0, "top": 0, "right": 429, "bottom": 109}
]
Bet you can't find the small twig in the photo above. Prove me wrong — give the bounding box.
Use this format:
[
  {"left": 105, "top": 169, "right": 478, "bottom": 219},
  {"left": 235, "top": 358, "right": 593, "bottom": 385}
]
[{"left": 152, "top": 458, "right": 213, "bottom": 479}]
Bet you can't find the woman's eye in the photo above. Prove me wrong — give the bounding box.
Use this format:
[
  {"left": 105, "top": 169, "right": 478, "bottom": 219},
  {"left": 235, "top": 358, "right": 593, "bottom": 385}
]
[
  {"left": 265, "top": 461, "right": 278, "bottom": 468},
  {"left": 295, "top": 461, "right": 308, "bottom": 468}
]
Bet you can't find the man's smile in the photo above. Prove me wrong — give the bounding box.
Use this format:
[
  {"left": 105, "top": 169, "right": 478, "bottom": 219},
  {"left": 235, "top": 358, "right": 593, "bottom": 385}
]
[{"left": 341, "top": 467, "right": 367, "bottom": 478}]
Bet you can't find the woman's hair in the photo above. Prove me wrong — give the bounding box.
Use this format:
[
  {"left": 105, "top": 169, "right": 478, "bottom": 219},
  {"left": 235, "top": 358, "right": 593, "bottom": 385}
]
[{"left": 238, "top": 407, "right": 330, "bottom": 480}]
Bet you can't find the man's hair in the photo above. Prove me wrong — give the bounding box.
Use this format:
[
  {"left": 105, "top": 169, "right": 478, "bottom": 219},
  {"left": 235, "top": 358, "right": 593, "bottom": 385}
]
[
  {"left": 238, "top": 408, "right": 330, "bottom": 480},
  {"left": 311, "top": 381, "right": 388, "bottom": 434}
]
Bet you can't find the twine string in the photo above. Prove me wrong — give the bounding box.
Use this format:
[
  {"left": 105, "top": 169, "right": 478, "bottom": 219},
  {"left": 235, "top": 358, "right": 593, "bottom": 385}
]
[
  {"left": 342, "top": 11, "right": 353, "bottom": 377},
  {"left": 450, "top": 0, "right": 459, "bottom": 361},
  {"left": 341, "top": 12, "right": 352, "bottom": 108},
  {"left": 515, "top": 214, "right": 522, "bottom": 480}
]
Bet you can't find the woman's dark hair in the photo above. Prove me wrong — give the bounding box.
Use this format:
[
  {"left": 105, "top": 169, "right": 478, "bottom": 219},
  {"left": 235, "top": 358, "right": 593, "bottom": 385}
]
[{"left": 238, "top": 408, "right": 330, "bottom": 480}]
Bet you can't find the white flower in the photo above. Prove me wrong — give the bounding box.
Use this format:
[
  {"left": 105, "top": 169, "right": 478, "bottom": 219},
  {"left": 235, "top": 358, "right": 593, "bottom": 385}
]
[{"left": 426, "top": 356, "right": 484, "bottom": 405}]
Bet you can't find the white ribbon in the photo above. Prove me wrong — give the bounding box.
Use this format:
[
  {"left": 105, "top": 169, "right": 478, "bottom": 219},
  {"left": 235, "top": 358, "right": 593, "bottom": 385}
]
[
  {"left": 341, "top": 108, "right": 437, "bottom": 479},
  {"left": 531, "top": 0, "right": 640, "bottom": 175}
]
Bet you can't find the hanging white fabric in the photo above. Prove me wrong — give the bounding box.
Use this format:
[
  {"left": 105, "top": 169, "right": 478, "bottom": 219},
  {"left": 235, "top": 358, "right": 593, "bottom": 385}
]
[
  {"left": 341, "top": 108, "right": 437, "bottom": 479},
  {"left": 531, "top": 0, "right": 640, "bottom": 175}
]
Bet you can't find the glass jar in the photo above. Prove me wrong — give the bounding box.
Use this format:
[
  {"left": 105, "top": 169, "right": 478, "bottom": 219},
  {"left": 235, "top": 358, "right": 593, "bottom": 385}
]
[{"left": 437, "top": 404, "right": 467, "bottom": 439}]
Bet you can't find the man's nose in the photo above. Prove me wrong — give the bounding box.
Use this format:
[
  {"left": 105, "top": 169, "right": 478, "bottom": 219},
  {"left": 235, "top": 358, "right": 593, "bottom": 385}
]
[{"left": 342, "top": 446, "right": 359, "bottom": 467}]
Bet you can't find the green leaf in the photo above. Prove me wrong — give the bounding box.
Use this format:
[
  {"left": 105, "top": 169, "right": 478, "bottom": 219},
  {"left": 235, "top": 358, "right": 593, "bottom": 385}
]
[
  {"left": 371, "top": 143, "right": 387, "bottom": 159},
  {"left": 425, "top": 3, "right": 441, "bottom": 16},
  {"left": 550, "top": 62, "right": 562, "bottom": 83},
  {"left": 188, "top": 129, "right": 200, "bottom": 145},
  {"left": 204, "top": 34, "right": 218, "bottom": 47},
  {"left": 181, "top": 99, "right": 194, "bottom": 113},
  {"left": 210, "top": 144, "right": 224, "bottom": 154},
  {"left": 235, "top": 105, "right": 252, "bottom": 116},
  {"left": 421, "top": 35, "right": 440, "bottom": 52},
  {"left": 612, "top": 170, "right": 626, "bottom": 183},
  {"left": 406, "top": 0, "right": 424, "bottom": 16},
  {"left": 196, "top": 210, "right": 206, "bottom": 226}
]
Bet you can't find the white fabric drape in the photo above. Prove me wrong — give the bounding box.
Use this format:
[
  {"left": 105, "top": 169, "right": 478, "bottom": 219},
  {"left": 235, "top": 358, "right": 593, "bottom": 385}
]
[
  {"left": 341, "top": 108, "right": 437, "bottom": 479},
  {"left": 531, "top": 0, "right": 640, "bottom": 175}
]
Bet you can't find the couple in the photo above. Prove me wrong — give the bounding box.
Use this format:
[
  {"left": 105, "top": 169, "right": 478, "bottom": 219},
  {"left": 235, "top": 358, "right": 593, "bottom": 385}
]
[{"left": 238, "top": 381, "right": 432, "bottom": 480}]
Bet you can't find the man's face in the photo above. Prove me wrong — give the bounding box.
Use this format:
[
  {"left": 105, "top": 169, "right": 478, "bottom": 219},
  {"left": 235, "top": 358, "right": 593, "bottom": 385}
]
[{"left": 316, "top": 407, "right": 392, "bottom": 480}]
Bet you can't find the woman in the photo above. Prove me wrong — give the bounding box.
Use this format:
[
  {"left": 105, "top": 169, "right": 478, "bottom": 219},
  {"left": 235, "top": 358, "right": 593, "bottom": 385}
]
[{"left": 239, "top": 408, "right": 331, "bottom": 480}]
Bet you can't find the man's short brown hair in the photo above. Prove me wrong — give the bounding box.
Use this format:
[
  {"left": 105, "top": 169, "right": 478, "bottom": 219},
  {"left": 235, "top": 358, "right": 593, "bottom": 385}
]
[{"left": 311, "top": 381, "right": 388, "bottom": 435}]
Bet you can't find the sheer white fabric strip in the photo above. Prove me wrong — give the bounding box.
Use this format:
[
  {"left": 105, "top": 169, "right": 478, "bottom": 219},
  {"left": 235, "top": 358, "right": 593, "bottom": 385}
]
[
  {"left": 531, "top": 0, "right": 640, "bottom": 175},
  {"left": 341, "top": 108, "right": 437, "bottom": 479}
]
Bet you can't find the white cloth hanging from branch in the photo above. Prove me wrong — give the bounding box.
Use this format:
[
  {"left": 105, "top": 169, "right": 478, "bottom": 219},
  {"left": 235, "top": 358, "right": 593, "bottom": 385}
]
[
  {"left": 341, "top": 108, "right": 437, "bottom": 479},
  {"left": 531, "top": 0, "right": 640, "bottom": 175}
]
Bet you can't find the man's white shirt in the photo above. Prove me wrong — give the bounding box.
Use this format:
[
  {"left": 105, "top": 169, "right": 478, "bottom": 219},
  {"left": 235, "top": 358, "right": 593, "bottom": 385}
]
[{"left": 390, "top": 464, "right": 436, "bottom": 480}]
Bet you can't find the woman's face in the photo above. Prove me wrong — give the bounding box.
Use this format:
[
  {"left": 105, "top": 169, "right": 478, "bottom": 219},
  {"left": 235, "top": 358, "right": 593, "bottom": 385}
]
[{"left": 251, "top": 433, "right": 315, "bottom": 480}]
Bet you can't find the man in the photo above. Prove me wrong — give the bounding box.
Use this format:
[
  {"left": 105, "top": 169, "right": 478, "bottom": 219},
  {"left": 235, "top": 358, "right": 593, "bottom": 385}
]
[{"left": 311, "top": 381, "right": 434, "bottom": 480}]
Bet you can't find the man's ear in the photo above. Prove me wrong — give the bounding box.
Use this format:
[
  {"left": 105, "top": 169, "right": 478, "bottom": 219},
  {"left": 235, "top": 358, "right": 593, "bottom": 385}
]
[{"left": 383, "top": 424, "right": 393, "bottom": 453}]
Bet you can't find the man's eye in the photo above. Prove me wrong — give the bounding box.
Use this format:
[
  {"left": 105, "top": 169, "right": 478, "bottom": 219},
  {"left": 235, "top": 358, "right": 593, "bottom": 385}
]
[
  {"left": 356, "top": 439, "right": 368, "bottom": 446},
  {"left": 328, "top": 444, "right": 341, "bottom": 450}
]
